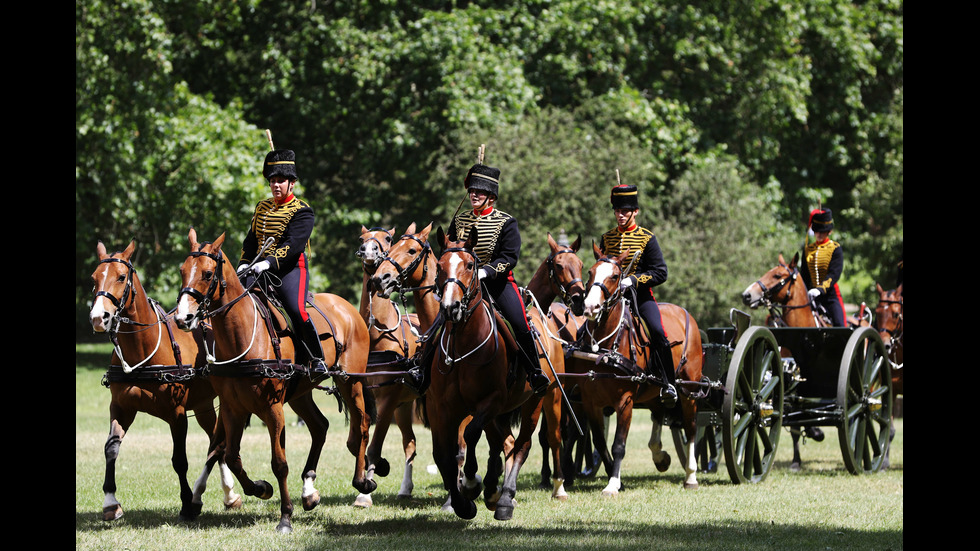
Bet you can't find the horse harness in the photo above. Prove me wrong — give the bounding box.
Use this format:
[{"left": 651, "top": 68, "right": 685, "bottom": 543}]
[
  {"left": 435, "top": 245, "right": 501, "bottom": 368},
  {"left": 754, "top": 265, "right": 828, "bottom": 327},
  {"left": 177, "top": 241, "right": 344, "bottom": 383},
  {"left": 97, "top": 256, "right": 199, "bottom": 386}
]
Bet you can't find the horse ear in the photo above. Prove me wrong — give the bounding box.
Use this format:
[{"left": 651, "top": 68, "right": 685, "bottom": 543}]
[
  {"left": 388, "top": 227, "right": 396, "bottom": 237},
  {"left": 405, "top": 221, "right": 417, "bottom": 235},
  {"left": 188, "top": 228, "right": 199, "bottom": 250},
  {"left": 419, "top": 222, "right": 433, "bottom": 240},
  {"left": 213, "top": 232, "right": 226, "bottom": 251},
  {"left": 360, "top": 225, "right": 369, "bottom": 235},
  {"left": 571, "top": 234, "right": 581, "bottom": 252},
  {"left": 436, "top": 226, "right": 447, "bottom": 249},
  {"left": 876, "top": 282, "right": 884, "bottom": 294},
  {"left": 465, "top": 228, "right": 478, "bottom": 250},
  {"left": 97, "top": 241, "right": 108, "bottom": 260},
  {"left": 547, "top": 232, "right": 558, "bottom": 251},
  {"left": 789, "top": 252, "right": 799, "bottom": 269},
  {"left": 592, "top": 240, "right": 602, "bottom": 260},
  {"left": 896, "top": 283, "right": 903, "bottom": 296},
  {"left": 122, "top": 240, "right": 137, "bottom": 260}
]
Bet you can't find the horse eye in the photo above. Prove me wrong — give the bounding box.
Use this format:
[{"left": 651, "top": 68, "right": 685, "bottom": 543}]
[
  {"left": 385, "top": 236, "right": 392, "bottom": 243},
  {"left": 116, "top": 274, "right": 126, "bottom": 283},
  {"left": 203, "top": 271, "right": 214, "bottom": 281},
  {"left": 408, "top": 248, "right": 417, "bottom": 254}
]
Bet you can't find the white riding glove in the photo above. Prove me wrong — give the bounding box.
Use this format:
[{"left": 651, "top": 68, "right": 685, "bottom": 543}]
[
  {"left": 252, "top": 260, "right": 271, "bottom": 275},
  {"left": 478, "top": 268, "right": 489, "bottom": 280},
  {"left": 807, "top": 288, "right": 821, "bottom": 299},
  {"left": 236, "top": 263, "right": 250, "bottom": 275},
  {"left": 620, "top": 277, "right": 633, "bottom": 291}
]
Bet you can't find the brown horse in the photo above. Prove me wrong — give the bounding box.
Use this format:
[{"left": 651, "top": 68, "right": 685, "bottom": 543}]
[
  {"left": 174, "top": 229, "right": 374, "bottom": 533},
  {"left": 421, "top": 227, "right": 547, "bottom": 520},
  {"left": 875, "top": 283, "right": 903, "bottom": 396},
  {"left": 568, "top": 243, "right": 703, "bottom": 496},
  {"left": 89, "top": 241, "right": 241, "bottom": 522},
  {"left": 742, "top": 253, "right": 830, "bottom": 471},
  {"left": 524, "top": 233, "right": 595, "bottom": 486},
  {"left": 564, "top": 243, "right": 704, "bottom": 492},
  {"left": 354, "top": 226, "right": 422, "bottom": 507},
  {"left": 875, "top": 282, "right": 903, "bottom": 469}
]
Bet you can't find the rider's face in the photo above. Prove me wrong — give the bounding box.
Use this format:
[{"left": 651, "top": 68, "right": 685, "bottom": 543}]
[
  {"left": 614, "top": 208, "right": 638, "bottom": 230},
  {"left": 269, "top": 176, "right": 295, "bottom": 202}
]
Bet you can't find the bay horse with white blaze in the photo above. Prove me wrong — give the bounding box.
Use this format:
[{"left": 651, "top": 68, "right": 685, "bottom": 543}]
[
  {"left": 89, "top": 240, "right": 241, "bottom": 522},
  {"left": 174, "top": 229, "right": 374, "bottom": 533},
  {"left": 564, "top": 243, "right": 704, "bottom": 492},
  {"left": 421, "top": 228, "right": 549, "bottom": 520},
  {"left": 354, "top": 225, "right": 422, "bottom": 506}
]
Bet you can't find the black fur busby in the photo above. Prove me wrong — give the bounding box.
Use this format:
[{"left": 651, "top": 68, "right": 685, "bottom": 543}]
[
  {"left": 263, "top": 149, "right": 298, "bottom": 181},
  {"left": 610, "top": 184, "right": 639, "bottom": 210},
  {"left": 464, "top": 164, "right": 500, "bottom": 198},
  {"left": 809, "top": 208, "right": 834, "bottom": 232}
]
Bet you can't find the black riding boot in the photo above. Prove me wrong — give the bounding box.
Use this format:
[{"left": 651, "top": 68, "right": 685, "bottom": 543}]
[
  {"left": 298, "top": 318, "right": 328, "bottom": 376},
  {"left": 517, "top": 329, "right": 551, "bottom": 395},
  {"left": 651, "top": 342, "right": 677, "bottom": 409},
  {"left": 404, "top": 315, "right": 443, "bottom": 395}
]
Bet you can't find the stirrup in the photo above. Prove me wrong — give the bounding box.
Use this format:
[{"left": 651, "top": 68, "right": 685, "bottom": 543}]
[
  {"left": 309, "top": 359, "right": 328, "bottom": 377},
  {"left": 529, "top": 371, "right": 551, "bottom": 395},
  {"left": 661, "top": 384, "right": 677, "bottom": 409}
]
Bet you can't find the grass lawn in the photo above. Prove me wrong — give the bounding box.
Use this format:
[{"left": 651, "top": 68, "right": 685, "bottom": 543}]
[{"left": 76, "top": 342, "right": 902, "bottom": 550}]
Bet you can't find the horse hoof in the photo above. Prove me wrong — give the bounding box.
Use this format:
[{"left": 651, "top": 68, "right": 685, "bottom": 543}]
[
  {"left": 654, "top": 453, "right": 671, "bottom": 473},
  {"left": 494, "top": 505, "right": 514, "bottom": 521},
  {"left": 225, "top": 496, "right": 243, "bottom": 510},
  {"left": 354, "top": 477, "right": 378, "bottom": 495},
  {"left": 601, "top": 489, "right": 618, "bottom": 498},
  {"left": 179, "top": 502, "right": 203, "bottom": 522},
  {"left": 252, "top": 480, "right": 274, "bottom": 500},
  {"left": 102, "top": 504, "right": 123, "bottom": 522},
  {"left": 805, "top": 427, "right": 825, "bottom": 442},
  {"left": 705, "top": 460, "right": 718, "bottom": 473},
  {"left": 453, "top": 499, "right": 477, "bottom": 520},
  {"left": 375, "top": 458, "right": 391, "bottom": 478},
  {"left": 396, "top": 492, "right": 412, "bottom": 500},
  {"left": 353, "top": 493, "right": 372, "bottom": 508},
  {"left": 790, "top": 462, "right": 802, "bottom": 473},
  {"left": 683, "top": 482, "right": 699, "bottom": 490},
  {"left": 276, "top": 518, "right": 293, "bottom": 534},
  {"left": 303, "top": 490, "right": 321, "bottom": 511},
  {"left": 553, "top": 494, "right": 568, "bottom": 502}
]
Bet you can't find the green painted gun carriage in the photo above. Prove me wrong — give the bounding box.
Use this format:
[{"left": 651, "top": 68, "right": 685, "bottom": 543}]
[{"left": 674, "top": 309, "right": 892, "bottom": 483}]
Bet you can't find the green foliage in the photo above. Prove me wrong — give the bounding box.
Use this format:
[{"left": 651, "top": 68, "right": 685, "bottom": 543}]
[{"left": 76, "top": 0, "right": 902, "bottom": 336}]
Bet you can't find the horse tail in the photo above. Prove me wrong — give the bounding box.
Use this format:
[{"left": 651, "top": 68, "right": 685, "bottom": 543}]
[
  {"left": 415, "top": 395, "right": 430, "bottom": 429},
  {"left": 505, "top": 405, "right": 522, "bottom": 430}
]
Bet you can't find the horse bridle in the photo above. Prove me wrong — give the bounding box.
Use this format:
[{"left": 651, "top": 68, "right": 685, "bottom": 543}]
[
  {"left": 94, "top": 257, "right": 138, "bottom": 327},
  {"left": 379, "top": 233, "right": 433, "bottom": 293},
  {"left": 177, "top": 244, "right": 229, "bottom": 325},
  {"left": 437, "top": 246, "right": 483, "bottom": 323},
  {"left": 877, "top": 297, "right": 904, "bottom": 340},
  {"left": 754, "top": 265, "right": 799, "bottom": 308},
  {"left": 589, "top": 256, "right": 627, "bottom": 318},
  {"left": 356, "top": 228, "right": 393, "bottom": 270},
  {"left": 547, "top": 248, "right": 584, "bottom": 306}
]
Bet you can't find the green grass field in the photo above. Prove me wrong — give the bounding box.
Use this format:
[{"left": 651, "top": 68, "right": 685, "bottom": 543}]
[{"left": 76, "top": 342, "right": 902, "bottom": 550}]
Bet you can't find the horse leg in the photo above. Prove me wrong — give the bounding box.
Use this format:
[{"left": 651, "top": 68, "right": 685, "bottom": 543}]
[
  {"left": 790, "top": 429, "right": 803, "bottom": 472},
  {"left": 647, "top": 412, "right": 672, "bottom": 473},
  {"left": 538, "top": 414, "right": 552, "bottom": 489},
  {"left": 394, "top": 403, "right": 418, "bottom": 499},
  {"left": 432, "top": 412, "right": 476, "bottom": 520},
  {"left": 482, "top": 421, "right": 507, "bottom": 512},
  {"left": 601, "top": 401, "right": 633, "bottom": 497},
  {"left": 543, "top": 390, "right": 568, "bottom": 501},
  {"left": 289, "top": 392, "right": 329, "bottom": 512},
  {"left": 678, "top": 398, "right": 699, "bottom": 489},
  {"left": 102, "top": 404, "right": 135, "bottom": 521},
  {"left": 166, "top": 413, "right": 198, "bottom": 522},
  {"left": 487, "top": 420, "right": 519, "bottom": 521},
  {"left": 586, "top": 407, "right": 615, "bottom": 481},
  {"left": 460, "top": 410, "right": 489, "bottom": 504},
  {"left": 355, "top": 391, "right": 396, "bottom": 508},
  {"left": 259, "top": 404, "right": 293, "bottom": 533},
  {"left": 221, "top": 408, "right": 275, "bottom": 504},
  {"left": 189, "top": 408, "right": 243, "bottom": 512},
  {"left": 341, "top": 379, "right": 376, "bottom": 496}
]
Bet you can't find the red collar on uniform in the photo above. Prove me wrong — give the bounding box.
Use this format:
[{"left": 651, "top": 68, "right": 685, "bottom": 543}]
[
  {"left": 275, "top": 193, "right": 295, "bottom": 206},
  {"left": 616, "top": 223, "right": 638, "bottom": 233},
  {"left": 473, "top": 206, "right": 494, "bottom": 217}
]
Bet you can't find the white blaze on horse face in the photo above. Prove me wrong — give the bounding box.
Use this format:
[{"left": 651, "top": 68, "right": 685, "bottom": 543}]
[
  {"left": 89, "top": 263, "right": 113, "bottom": 332},
  {"left": 440, "top": 253, "right": 465, "bottom": 312},
  {"left": 175, "top": 263, "right": 201, "bottom": 329},
  {"left": 583, "top": 262, "right": 616, "bottom": 317}
]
